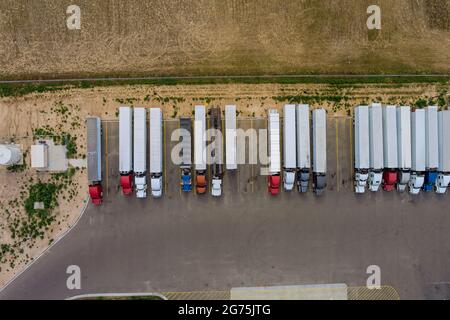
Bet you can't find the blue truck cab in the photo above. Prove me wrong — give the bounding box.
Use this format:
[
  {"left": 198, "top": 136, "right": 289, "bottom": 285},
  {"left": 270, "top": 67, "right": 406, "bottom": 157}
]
[
  {"left": 181, "top": 169, "right": 192, "bottom": 192},
  {"left": 423, "top": 171, "right": 438, "bottom": 191}
]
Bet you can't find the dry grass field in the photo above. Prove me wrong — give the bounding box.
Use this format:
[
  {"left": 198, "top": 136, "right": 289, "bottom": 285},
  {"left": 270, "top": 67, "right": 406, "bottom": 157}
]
[{"left": 0, "top": 0, "right": 450, "bottom": 80}]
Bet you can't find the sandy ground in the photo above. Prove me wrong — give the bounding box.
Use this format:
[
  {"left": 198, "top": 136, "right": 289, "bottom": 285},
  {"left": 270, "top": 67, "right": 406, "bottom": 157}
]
[
  {"left": 1, "top": 0, "right": 450, "bottom": 79},
  {"left": 0, "top": 81, "right": 448, "bottom": 287}
]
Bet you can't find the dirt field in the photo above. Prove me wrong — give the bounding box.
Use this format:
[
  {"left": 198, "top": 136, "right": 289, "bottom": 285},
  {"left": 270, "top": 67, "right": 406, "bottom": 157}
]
[
  {"left": 0, "top": 0, "right": 450, "bottom": 80},
  {"left": 0, "top": 81, "right": 449, "bottom": 287}
]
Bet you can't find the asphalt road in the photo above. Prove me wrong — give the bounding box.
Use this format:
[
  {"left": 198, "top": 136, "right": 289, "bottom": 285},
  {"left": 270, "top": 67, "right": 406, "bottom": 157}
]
[{"left": 1, "top": 117, "right": 450, "bottom": 300}]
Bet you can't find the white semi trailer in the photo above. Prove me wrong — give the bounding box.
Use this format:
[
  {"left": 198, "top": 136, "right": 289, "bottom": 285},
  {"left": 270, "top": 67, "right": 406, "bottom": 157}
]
[
  {"left": 354, "top": 105, "right": 370, "bottom": 193},
  {"left": 194, "top": 105, "right": 207, "bottom": 194},
  {"left": 396, "top": 106, "right": 412, "bottom": 192},
  {"left": 436, "top": 110, "right": 450, "bottom": 194},
  {"left": 423, "top": 106, "right": 439, "bottom": 191},
  {"left": 368, "top": 103, "right": 384, "bottom": 192},
  {"left": 409, "top": 109, "right": 426, "bottom": 194},
  {"left": 150, "top": 108, "right": 163, "bottom": 198},
  {"left": 283, "top": 104, "right": 296, "bottom": 191},
  {"left": 296, "top": 104, "right": 310, "bottom": 193},
  {"left": 382, "top": 105, "right": 398, "bottom": 192},
  {"left": 133, "top": 107, "right": 147, "bottom": 198},
  {"left": 119, "top": 106, "right": 133, "bottom": 195},
  {"left": 267, "top": 109, "right": 281, "bottom": 195},
  {"left": 312, "top": 108, "right": 327, "bottom": 195},
  {"left": 225, "top": 105, "right": 237, "bottom": 170}
]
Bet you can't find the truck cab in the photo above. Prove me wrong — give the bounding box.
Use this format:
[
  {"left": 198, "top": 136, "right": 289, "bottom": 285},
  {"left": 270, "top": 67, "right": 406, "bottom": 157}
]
[
  {"left": 409, "top": 173, "right": 425, "bottom": 195},
  {"left": 151, "top": 175, "right": 162, "bottom": 198},
  {"left": 268, "top": 175, "right": 280, "bottom": 195},
  {"left": 211, "top": 177, "right": 222, "bottom": 197},
  {"left": 89, "top": 183, "right": 103, "bottom": 205},
  {"left": 435, "top": 173, "right": 450, "bottom": 194},
  {"left": 120, "top": 175, "right": 133, "bottom": 195},
  {"left": 283, "top": 170, "right": 295, "bottom": 191},
  {"left": 181, "top": 169, "right": 192, "bottom": 192},
  {"left": 423, "top": 171, "right": 438, "bottom": 191},
  {"left": 296, "top": 170, "right": 309, "bottom": 193},
  {"left": 368, "top": 171, "right": 382, "bottom": 192},
  {"left": 382, "top": 170, "right": 397, "bottom": 192},
  {"left": 135, "top": 176, "right": 147, "bottom": 198},
  {"left": 354, "top": 171, "right": 369, "bottom": 193},
  {"left": 396, "top": 170, "right": 410, "bottom": 192},
  {"left": 196, "top": 173, "right": 207, "bottom": 194},
  {"left": 313, "top": 173, "right": 326, "bottom": 195}
]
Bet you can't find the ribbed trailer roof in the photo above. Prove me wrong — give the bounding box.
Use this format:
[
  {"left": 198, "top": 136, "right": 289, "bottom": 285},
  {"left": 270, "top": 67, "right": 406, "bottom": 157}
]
[
  {"left": 283, "top": 104, "right": 296, "bottom": 169},
  {"left": 383, "top": 105, "right": 398, "bottom": 169},
  {"left": 312, "top": 108, "right": 326, "bottom": 173},
  {"left": 194, "top": 105, "right": 206, "bottom": 171},
  {"left": 425, "top": 106, "right": 439, "bottom": 170},
  {"left": 180, "top": 117, "right": 192, "bottom": 168},
  {"left": 149, "top": 108, "right": 162, "bottom": 174},
  {"left": 133, "top": 108, "right": 147, "bottom": 174},
  {"left": 369, "top": 103, "right": 384, "bottom": 170},
  {"left": 268, "top": 109, "right": 280, "bottom": 174},
  {"left": 397, "top": 106, "right": 412, "bottom": 170},
  {"left": 225, "top": 105, "right": 237, "bottom": 170},
  {"left": 296, "top": 104, "right": 310, "bottom": 169},
  {"left": 86, "top": 117, "right": 102, "bottom": 183},
  {"left": 119, "top": 106, "right": 133, "bottom": 173},
  {"left": 438, "top": 110, "right": 450, "bottom": 172},
  {"left": 354, "top": 105, "right": 370, "bottom": 170},
  {"left": 411, "top": 109, "right": 425, "bottom": 172}
]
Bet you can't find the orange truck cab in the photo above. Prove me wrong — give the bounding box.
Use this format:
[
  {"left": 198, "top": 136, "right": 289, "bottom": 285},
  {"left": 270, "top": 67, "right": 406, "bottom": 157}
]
[{"left": 196, "top": 174, "right": 207, "bottom": 194}]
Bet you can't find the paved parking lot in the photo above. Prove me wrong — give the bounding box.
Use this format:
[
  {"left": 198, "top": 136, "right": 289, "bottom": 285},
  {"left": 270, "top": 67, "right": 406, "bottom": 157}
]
[{"left": 1, "top": 116, "right": 450, "bottom": 300}]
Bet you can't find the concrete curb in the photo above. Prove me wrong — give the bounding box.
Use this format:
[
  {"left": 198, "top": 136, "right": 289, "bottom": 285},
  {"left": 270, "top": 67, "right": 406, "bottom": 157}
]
[
  {"left": 0, "top": 195, "right": 91, "bottom": 294},
  {"left": 66, "top": 292, "right": 167, "bottom": 300}
]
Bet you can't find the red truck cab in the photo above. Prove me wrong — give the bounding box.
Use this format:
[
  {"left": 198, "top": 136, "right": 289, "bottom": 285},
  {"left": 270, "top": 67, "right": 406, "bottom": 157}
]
[
  {"left": 89, "top": 184, "right": 103, "bottom": 205},
  {"left": 120, "top": 175, "right": 133, "bottom": 195},
  {"left": 382, "top": 171, "right": 397, "bottom": 192},
  {"left": 268, "top": 175, "right": 280, "bottom": 195}
]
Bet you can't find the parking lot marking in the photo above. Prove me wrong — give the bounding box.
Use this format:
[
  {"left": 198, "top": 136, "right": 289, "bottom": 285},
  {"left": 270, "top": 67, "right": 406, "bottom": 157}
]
[
  {"left": 105, "top": 121, "right": 109, "bottom": 197},
  {"left": 335, "top": 117, "right": 339, "bottom": 192}
]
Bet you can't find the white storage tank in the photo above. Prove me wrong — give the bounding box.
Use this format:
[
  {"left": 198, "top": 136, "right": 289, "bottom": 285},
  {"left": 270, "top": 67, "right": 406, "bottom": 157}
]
[{"left": 0, "top": 144, "right": 22, "bottom": 166}]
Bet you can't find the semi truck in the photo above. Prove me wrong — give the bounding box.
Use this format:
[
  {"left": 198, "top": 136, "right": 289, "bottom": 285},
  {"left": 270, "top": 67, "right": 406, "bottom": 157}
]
[
  {"left": 396, "top": 106, "right": 412, "bottom": 192},
  {"left": 268, "top": 109, "right": 281, "bottom": 195},
  {"left": 119, "top": 106, "right": 133, "bottom": 195},
  {"left": 409, "top": 109, "right": 425, "bottom": 194},
  {"left": 354, "top": 105, "right": 370, "bottom": 193},
  {"left": 149, "top": 108, "right": 163, "bottom": 198},
  {"left": 368, "top": 103, "right": 384, "bottom": 192},
  {"left": 210, "top": 107, "right": 223, "bottom": 197},
  {"left": 312, "top": 108, "right": 327, "bottom": 195},
  {"left": 194, "top": 105, "right": 207, "bottom": 194},
  {"left": 382, "top": 105, "right": 398, "bottom": 191},
  {"left": 283, "top": 104, "right": 296, "bottom": 191},
  {"left": 180, "top": 117, "right": 192, "bottom": 192},
  {"left": 225, "top": 105, "right": 237, "bottom": 170},
  {"left": 296, "top": 104, "right": 311, "bottom": 193},
  {"left": 436, "top": 110, "right": 450, "bottom": 194},
  {"left": 86, "top": 117, "right": 103, "bottom": 205},
  {"left": 133, "top": 107, "right": 147, "bottom": 198},
  {"left": 423, "top": 106, "right": 439, "bottom": 191}
]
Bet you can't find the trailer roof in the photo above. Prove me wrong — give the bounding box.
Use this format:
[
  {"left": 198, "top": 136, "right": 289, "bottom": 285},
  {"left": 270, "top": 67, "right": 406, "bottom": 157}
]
[
  {"left": 354, "top": 105, "right": 370, "bottom": 170},
  {"left": 383, "top": 105, "right": 398, "bottom": 169},
  {"left": 438, "top": 110, "right": 450, "bottom": 172},
  {"left": 425, "top": 106, "right": 439, "bottom": 170},
  {"left": 149, "top": 108, "right": 162, "bottom": 173},
  {"left": 86, "top": 117, "right": 102, "bottom": 182},
  {"left": 411, "top": 110, "right": 426, "bottom": 172},
  {"left": 133, "top": 107, "right": 147, "bottom": 173},
  {"left": 268, "top": 110, "right": 280, "bottom": 174},
  {"left": 296, "top": 104, "right": 310, "bottom": 169},
  {"left": 194, "top": 105, "right": 206, "bottom": 170},
  {"left": 119, "top": 106, "right": 133, "bottom": 173},
  {"left": 312, "top": 108, "right": 327, "bottom": 173},
  {"left": 369, "top": 103, "right": 384, "bottom": 170},
  {"left": 225, "top": 105, "right": 237, "bottom": 170},
  {"left": 397, "top": 106, "right": 412, "bottom": 170},
  {"left": 283, "top": 104, "right": 296, "bottom": 169}
]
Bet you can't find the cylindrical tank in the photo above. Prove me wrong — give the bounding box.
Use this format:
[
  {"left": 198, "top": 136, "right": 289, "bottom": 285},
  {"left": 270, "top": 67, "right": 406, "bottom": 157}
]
[{"left": 0, "top": 144, "right": 22, "bottom": 166}]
